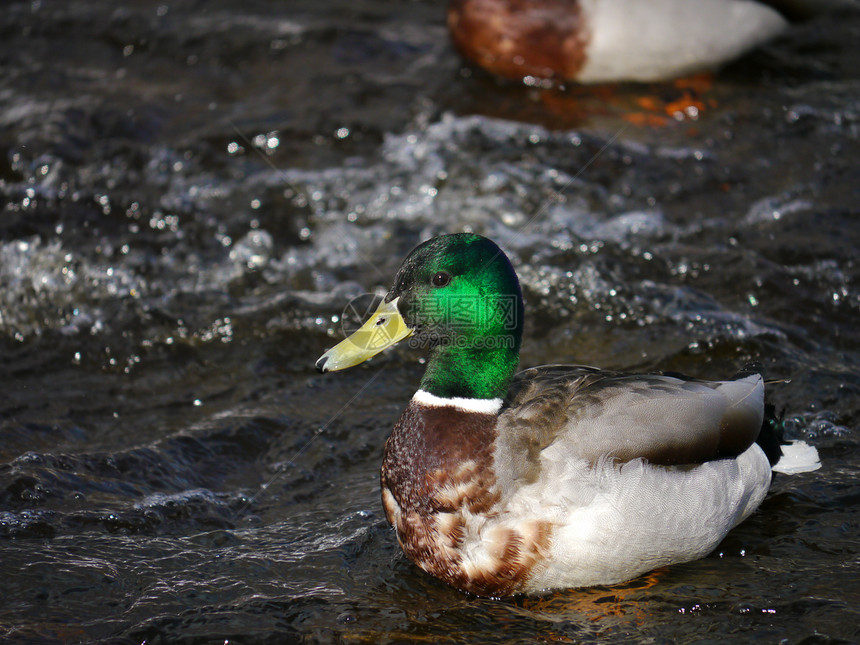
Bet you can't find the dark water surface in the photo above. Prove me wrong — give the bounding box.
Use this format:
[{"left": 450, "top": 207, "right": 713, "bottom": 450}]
[{"left": 2, "top": 1, "right": 859, "bottom": 643}]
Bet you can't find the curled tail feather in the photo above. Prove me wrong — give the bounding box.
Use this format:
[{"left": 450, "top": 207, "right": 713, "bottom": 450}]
[{"left": 757, "top": 403, "right": 821, "bottom": 474}]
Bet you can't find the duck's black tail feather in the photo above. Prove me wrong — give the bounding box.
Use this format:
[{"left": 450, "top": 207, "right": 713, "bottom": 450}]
[
  {"left": 757, "top": 403, "right": 787, "bottom": 468},
  {"left": 735, "top": 362, "right": 821, "bottom": 474}
]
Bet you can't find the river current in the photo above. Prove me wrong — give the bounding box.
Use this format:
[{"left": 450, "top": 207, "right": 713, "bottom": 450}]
[{"left": 1, "top": 1, "right": 859, "bottom": 643}]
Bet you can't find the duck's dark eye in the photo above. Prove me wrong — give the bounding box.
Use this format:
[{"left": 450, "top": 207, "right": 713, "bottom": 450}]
[{"left": 431, "top": 271, "right": 451, "bottom": 288}]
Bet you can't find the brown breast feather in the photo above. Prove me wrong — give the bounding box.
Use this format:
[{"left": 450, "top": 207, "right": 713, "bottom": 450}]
[
  {"left": 381, "top": 400, "right": 553, "bottom": 596},
  {"left": 447, "top": 0, "right": 590, "bottom": 81}
]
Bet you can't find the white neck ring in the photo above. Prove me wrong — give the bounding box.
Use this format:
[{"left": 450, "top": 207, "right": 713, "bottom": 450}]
[{"left": 412, "top": 389, "right": 503, "bottom": 414}]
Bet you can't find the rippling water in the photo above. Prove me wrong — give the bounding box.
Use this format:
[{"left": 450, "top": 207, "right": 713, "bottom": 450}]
[{"left": 2, "top": 1, "right": 859, "bottom": 642}]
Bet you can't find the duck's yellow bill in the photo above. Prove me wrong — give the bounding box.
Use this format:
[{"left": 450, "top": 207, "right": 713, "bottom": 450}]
[{"left": 315, "top": 297, "right": 413, "bottom": 372}]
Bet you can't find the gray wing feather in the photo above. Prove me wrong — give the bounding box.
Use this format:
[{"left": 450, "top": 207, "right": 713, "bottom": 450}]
[{"left": 499, "top": 365, "right": 764, "bottom": 471}]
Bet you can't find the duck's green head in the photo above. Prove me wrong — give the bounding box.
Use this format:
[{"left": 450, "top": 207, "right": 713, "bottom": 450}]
[{"left": 316, "top": 233, "right": 524, "bottom": 400}]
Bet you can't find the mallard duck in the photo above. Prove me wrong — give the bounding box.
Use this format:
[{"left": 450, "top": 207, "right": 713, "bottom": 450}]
[
  {"left": 316, "top": 233, "right": 819, "bottom": 597},
  {"left": 447, "top": 0, "right": 848, "bottom": 84}
]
